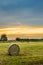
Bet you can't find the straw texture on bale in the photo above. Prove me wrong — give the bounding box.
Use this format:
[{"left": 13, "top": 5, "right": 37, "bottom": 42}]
[{"left": 8, "top": 44, "right": 20, "bottom": 56}]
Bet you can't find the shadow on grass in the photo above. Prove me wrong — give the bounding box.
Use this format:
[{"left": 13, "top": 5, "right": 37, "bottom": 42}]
[{"left": 8, "top": 53, "right": 25, "bottom": 56}]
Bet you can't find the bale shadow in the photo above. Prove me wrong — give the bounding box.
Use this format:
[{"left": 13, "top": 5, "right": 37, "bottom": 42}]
[{"left": 8, "top": 53, "right": 25, "bottom": 56}]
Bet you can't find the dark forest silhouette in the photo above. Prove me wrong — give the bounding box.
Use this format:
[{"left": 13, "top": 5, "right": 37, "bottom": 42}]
[
  {"left": 0, "top": 34, "right": 8, "bottom": 41},
  {"left": 0, "top": 34, "right": 43, "bottom": 42},
  {"left": 16, "top": 37, "right": 43, "bottom": 42}
]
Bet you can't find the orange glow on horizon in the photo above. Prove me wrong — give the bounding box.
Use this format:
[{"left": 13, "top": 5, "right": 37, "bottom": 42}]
[{"left": 0, "top": 26, "right": 43, "bottom": 38}]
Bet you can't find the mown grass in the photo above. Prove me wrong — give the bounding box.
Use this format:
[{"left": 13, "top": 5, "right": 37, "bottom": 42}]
[{"left": 0, "top": 41, "right": 43, "bottom": 65}]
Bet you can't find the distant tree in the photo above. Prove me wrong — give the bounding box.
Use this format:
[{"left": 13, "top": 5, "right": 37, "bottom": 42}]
[
  {"left": 16, "top": 38, "right": 20, "bottom": 41},
  {"left": 1, "top": 34, "right": 8, "bottom": 41}
]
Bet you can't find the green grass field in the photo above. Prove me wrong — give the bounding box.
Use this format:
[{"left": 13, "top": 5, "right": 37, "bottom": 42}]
[{"left": 0, "top": 41, "right": 43, "bottom": 65}]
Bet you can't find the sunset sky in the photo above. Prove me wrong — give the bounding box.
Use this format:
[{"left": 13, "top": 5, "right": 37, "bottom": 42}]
[
  {"left": 0, "top": 0, "right": 43, "bottom": 25},
  {"left": 0, "top": 0, "right": 43, "bottom": 39},
  {"left": 0, "top": 26, "right": 43, "bottom": 40}
]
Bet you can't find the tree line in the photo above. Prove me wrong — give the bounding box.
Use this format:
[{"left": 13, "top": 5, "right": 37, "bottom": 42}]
[
  {"left": 0, "top": 34, "right": 7, "bottom": 41},
  {"left": 16, "top": 38, "right": 43, "bottom": 42},
  {"left": 0, "top": 34, "right": 43, "bottom": 42}
]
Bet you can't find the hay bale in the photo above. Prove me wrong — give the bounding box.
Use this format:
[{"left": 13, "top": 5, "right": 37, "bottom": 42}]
[{"left": 8, "top": 44, "right": 20, "bottom": 56}]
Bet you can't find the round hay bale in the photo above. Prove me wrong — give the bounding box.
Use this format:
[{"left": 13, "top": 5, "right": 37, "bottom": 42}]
[{"left": 8, "top": 44, "right": 20, "bottom": 56}]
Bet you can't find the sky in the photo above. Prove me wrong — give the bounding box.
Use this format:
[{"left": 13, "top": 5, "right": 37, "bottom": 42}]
[
  {"left": 0, "top": 26, "right": 43, "bottom": 39},
  {"left": 0, "top": 0, "right": 43, "bottom": 26}
]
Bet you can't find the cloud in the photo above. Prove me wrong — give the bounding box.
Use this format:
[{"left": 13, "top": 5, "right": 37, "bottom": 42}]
[
  {"left": 0, "top": 0, "right": 43, "bottom": 12},
  {"left": 0, "top": 9, "right": 43, "bottom": 25},
  {"left": 0, "top": 0, "right": 43, "bottom": 25}
]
